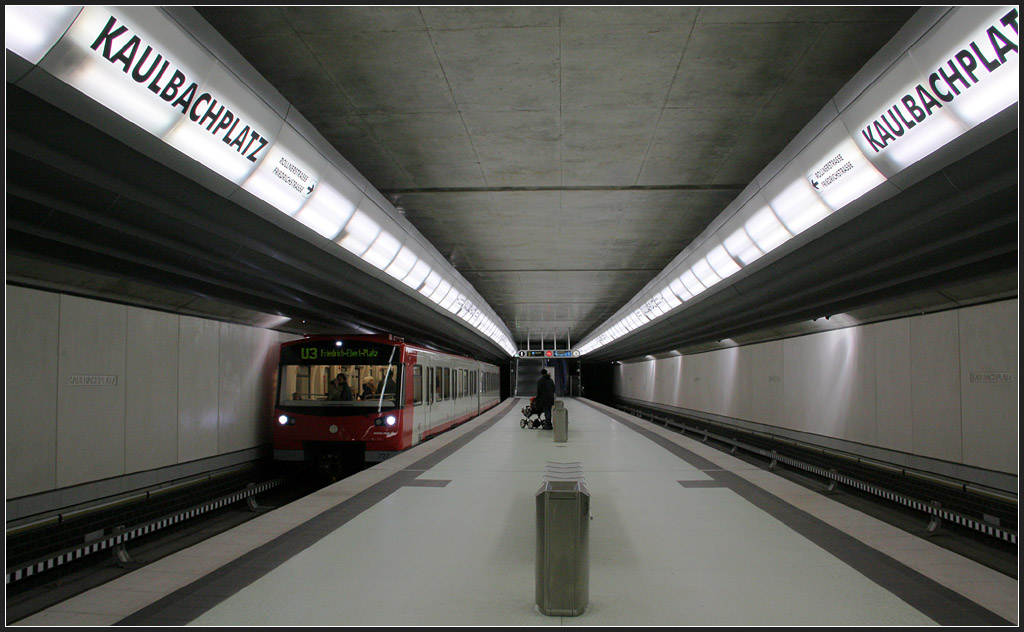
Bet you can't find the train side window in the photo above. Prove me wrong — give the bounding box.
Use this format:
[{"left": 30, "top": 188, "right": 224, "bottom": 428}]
[
  {"left": 443, "top": 367, "right": 450, "bottom": 400},
  {"left": 412, "top": 364, "right": 423, "bottom": 405}
]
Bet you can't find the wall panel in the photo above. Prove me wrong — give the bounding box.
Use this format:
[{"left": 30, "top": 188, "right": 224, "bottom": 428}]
[
  {"left": 755, "top": 340, "right": 785, "bottom": 427},
  {"left": 910, "top": 311, "right": 962, "bottom": 463},
  {"left": 5, "top": 286, "right": 60, "bottom": 497},
  {"left": 959, "top": 301, "right": 1017, "bottom": 474},
  {"left": 218, "top": 322, "right": 254, "bottom": 453},
  {"left": 56, "top": 296, "right": 127, "bottom": 488},
  {"left": 177, "top": 316, "right": 221, "bottom": 462},
  {"left": 125, "top": 307, "right": 179, "bottom": 473},
  {"left": 872, "top": 319, "right": 913, "bottom": 453}
]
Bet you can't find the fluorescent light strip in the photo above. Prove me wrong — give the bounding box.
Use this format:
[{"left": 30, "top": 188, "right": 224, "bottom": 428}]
[
  {"left": 419, "top": 271, "right": 443, "bottom": 298},
  {"left": 294, "top": 181, "right": 358, "bottom": 239},
  {"left": 5, "top": 5, "right": 81, "bottom": 64},
  {"left": 706, "top": 244, "right": 741, "bottom": 279},
  {"left": 402, "top": 259, "right": 431, "bottom": 290},
  {"left": 336, "top": 209, "right": 381, "bottom": 256},
  {"left": 384, "top": 245, "right": 417, "bottom": 280},
  {"left": 660, "top": 287, "right": 682, "bottom": 309},
  {"left": 680, "top": 270, "right": 706, "bottom": 297},
  {"left": 690, "top": 257, "right": 720, "bottom": 289},
  {"left": 363, "top": 230, "right": 402, "bottom": 270},
  {"left": 432, "top": 280, "right": 453, "bottom": 305}
]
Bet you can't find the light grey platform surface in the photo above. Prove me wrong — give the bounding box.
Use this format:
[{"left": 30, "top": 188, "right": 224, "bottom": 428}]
[{"left": 13, "top": 398, "right": 1017, "bottom": 626}]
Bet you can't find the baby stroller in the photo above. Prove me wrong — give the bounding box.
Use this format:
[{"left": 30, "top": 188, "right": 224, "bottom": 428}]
[{"left": 520, "top": 397, "right": 544, "bottom": 429}]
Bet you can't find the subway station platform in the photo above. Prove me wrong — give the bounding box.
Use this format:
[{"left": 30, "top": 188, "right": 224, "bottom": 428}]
[{"left": 13, "top": 398, "right": 1017, "bottom": 626}]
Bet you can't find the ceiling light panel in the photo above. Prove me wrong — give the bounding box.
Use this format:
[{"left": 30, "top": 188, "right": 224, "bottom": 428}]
[{"left": 294, "top": 178, "right": 361, "bottom": 239}]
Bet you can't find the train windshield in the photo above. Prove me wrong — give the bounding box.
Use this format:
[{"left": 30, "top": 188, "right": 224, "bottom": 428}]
[{"left": 277, "top": 340, "right": 402, "bottom": 411}]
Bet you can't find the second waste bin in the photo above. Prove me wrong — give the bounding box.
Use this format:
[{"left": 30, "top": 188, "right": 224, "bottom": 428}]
[{"left": 536, "top": 463, "right": 589, "bottom": 616}]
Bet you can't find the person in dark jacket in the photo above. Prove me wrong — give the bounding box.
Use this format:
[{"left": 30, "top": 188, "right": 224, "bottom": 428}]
[
  {"left": 327, "top": 374, "right": 353, "bottom": 401},
  {"left": 536, "top": 369, "right": 556, "bottom": 430}
]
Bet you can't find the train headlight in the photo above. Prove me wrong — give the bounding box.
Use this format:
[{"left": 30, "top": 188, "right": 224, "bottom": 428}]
[
  {"left": 278, "top": 415, "right": 294, "bottom": 426},
  {"left": 385, "top": 415, "right": 397, "bottom": 427}
]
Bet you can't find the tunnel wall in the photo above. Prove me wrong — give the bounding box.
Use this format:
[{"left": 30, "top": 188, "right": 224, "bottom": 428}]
[
  {"left": 5, "top": 285, "right": 298, "bottom": 502},
  {"left": 613, "top": 299, "right": 1018, "bottom": 477}
]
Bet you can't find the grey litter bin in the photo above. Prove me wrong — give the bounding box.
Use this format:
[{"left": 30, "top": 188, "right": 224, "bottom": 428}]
[
  {"left": 536, "top": 470, "right": 589, "bottom": 616},
  {"left": 552, "top": 407, "right": 569, "bottom": 442}
]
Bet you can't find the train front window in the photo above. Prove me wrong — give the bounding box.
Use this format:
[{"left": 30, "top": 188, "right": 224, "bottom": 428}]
[{"left": 279, "top": 361, "right": 402, "bottom": 410}]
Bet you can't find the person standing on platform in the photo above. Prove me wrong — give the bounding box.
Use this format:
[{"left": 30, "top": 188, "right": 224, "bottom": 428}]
[{"left": 536, "top": 369, "right": 556, "bottom": 430}]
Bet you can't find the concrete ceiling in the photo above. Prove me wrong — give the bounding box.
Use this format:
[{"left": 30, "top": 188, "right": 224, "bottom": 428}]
[
  {"left": 193, "top": 6, "right": 922, "bottom": 348},
  {"left": 6, "top": 6, "right": 1017, "bottom": 364}
]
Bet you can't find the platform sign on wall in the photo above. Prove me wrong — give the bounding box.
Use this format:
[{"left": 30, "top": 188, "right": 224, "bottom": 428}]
[
  {"left": 37, "top": 6, "right": 283, "bottom": 185},
  {"left": 905, "top": 6, "right": 1020, "bottom": 128},
  {"left": 242, "top": 123, "right": 324, "bottom": 216},
  {"left": 162, "top": 61, "right": 282, "bottom": 185},
  {"left": 844, "top": 6, "right": 1019, "bottom": 177},
  {"left": 799, "top": 119, "right": 888, "bottom": 212}
]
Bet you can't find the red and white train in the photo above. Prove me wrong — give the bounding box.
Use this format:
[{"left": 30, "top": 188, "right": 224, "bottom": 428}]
[{"left": 273, "top": 334, "right": 502, "bottom": 470}]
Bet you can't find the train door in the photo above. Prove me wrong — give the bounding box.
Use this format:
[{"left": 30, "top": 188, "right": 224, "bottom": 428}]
[
  {"left": 473, "top": 365, "right": 480, "bottom": 414},
  {"left": 411, "top": 362, "right": 425, "bottom": 445},
  {"left": 419, "top": 359, "right": 434, "bottom": 441},
  {"left": 441, "top": 361, "right": 454, "bottom": 425}
]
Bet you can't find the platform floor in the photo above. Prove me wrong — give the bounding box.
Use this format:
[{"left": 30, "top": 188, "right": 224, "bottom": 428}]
[{"left": 13, "top": 398, "right": 1017, "bottom": 626}]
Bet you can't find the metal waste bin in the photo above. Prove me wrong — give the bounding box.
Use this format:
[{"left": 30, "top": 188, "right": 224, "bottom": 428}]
[
  {"left": 552, "top": 407, "right": 569, "bottom": 442},
  {"left": 536, "top": 463, "right": 589, "bottom": 616}
]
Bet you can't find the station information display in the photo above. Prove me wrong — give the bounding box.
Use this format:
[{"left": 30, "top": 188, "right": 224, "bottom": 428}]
[{"left": 517, "top": 350, "right": 580, "bottom": 358}]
